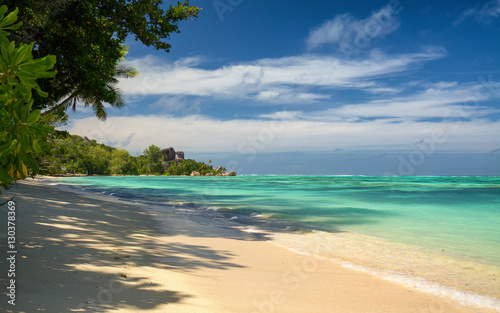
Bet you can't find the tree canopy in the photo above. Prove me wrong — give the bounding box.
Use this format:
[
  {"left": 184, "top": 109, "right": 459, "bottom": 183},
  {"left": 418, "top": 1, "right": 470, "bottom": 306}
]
[
  {"left": 4, "top": 0, "right": 200, "bottom": 120},
  {"left": 35, "top": 133, "right": 227, "bottom": 176},
  {"left": 143, "top": 144, "right": 164, "bottom": 175},
  {"left": 36, "top": 133, "right": 140, "bottom": 175}
]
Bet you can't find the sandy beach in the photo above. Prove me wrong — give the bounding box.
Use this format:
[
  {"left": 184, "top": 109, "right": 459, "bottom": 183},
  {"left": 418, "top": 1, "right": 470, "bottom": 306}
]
[{"left": 0, "top": 179, "right": 494, "bottom": 313}]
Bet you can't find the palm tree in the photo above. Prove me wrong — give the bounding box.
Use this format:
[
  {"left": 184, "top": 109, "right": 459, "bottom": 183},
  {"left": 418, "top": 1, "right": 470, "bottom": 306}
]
[{"left": 41, "top": 46, "right": 138, "bottom": 120}]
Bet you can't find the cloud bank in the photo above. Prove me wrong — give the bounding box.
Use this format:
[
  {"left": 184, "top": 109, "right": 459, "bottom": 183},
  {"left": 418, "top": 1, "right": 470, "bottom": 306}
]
[
  {"left": 66, "top": 79, "right": 500, "bottom": 155},
  {"left": 118, "top": 47, "right": 445, "bottom": 104},
  {"left": 65, "top": 112, "right": 500, "bottom": 155}
]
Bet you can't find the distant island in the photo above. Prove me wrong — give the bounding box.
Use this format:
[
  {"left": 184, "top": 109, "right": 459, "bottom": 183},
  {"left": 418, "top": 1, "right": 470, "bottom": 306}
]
[
  {"left": 36, "top": 132, "right": 236, "bottom": 177},
  {"left": 157, "top": 146, "right": 236, "bottom": 177}
]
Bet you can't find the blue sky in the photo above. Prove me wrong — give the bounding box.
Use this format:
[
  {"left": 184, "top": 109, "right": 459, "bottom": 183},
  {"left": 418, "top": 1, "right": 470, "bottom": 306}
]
[{"left": 64, "top": 0, "right": 500, "bottom": 175}]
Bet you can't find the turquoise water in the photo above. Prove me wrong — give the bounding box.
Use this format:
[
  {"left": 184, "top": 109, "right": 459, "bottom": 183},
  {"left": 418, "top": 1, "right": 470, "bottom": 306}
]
[{"left": 54, "top": 175, "right": 500, "bottom": 265}]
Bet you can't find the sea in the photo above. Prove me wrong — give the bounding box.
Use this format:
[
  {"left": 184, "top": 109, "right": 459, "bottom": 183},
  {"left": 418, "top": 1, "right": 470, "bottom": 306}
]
[{"left": 51, "top": 175, "right": 500, "bottom": 311}]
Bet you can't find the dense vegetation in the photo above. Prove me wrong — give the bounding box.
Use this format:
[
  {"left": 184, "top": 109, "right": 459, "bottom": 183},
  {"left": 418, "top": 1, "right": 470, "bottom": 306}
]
[
  {"left": 0, "top": 6, "right": 56, "bottom": 192},
  {"left": 166, "top": 159, "right": 223, "bottom": 176},
  {"left": 35, "top": 132, "right": 226, "bottom": 176},
  {"left": 1, "top": 2, "right": 201, "bottom": 193}
]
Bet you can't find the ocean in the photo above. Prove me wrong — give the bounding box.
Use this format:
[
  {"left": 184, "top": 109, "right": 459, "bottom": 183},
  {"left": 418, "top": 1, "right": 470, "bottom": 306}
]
[{"left": 52, "top": 175, "right": 500, "bottom": 311}]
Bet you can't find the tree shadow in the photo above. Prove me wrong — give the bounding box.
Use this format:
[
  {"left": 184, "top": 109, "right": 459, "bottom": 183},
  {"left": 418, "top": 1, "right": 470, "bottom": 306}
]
[
  {"left": 0, "top": 179, "right": 403, "bottom": 312},
  {"left": 0, "top": 183, "right": 247, "bottom": 312}
]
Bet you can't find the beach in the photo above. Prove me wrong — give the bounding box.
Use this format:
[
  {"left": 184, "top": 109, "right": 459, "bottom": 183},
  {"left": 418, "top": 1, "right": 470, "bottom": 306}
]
[{"left": 0, "top": 179, "right": 497, "bottom": 313}]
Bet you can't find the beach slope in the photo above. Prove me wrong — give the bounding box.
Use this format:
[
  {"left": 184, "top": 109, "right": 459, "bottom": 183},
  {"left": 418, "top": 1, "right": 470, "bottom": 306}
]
[{"left": 0, "top": 181, "right": 490, "bottom": 313}]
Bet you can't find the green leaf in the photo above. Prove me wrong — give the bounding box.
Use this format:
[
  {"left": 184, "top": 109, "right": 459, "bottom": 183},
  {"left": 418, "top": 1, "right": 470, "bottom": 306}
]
[
  {"left": 16, "top": 156, "right": 24, "bottom": 177},
  {"left": 0, "top": 140, "right": 16, "bottom": 157},
  {"left": 0, "top": 6, "right": 8, "bottom": 20},
  {"left": 16, "top": 73, "right": 37, "bottom": 88},
  {"left": 12, "top": 100, "right": 22, "bottom": 120},
  {"left": 36, "top": 88, "right": 48, "bottom": 97},
  {"left": 32, "top": 139, "right": 42, "bottom": 153},
  {"left": 20, "top": 150, "right": 38, "bottom": 173},
  {"left": 15, "top": 84, "right": 32, "bottom": 101},
  {"left": 26, "top": 110, "right": 41, "bottom": 124},
  {"left": 1, "top": 42, "right": 10, "bottom": 63},
  {"left": 21, "top": 99, "right": 33, "bottom": 119},
  {"left": 2, "top": 21, "right": 22, "bottom": 32},
  {"left": 2, "top": 41, "right": 15, "bottom": 64},
  {"left": 18, "top": 133, "right": 30, "bottom": 152},
  {"left": 0, "top": 166, "right": 13, "bottom": 183},
  {"left": 37, "top": 70, "right": 58, "bottom": 79},
  {"left": 0, "top": 7, "right": 18, "bottom": 28},
  {"left": 41, "top": 55, "right": 57, "bottom": 70}
]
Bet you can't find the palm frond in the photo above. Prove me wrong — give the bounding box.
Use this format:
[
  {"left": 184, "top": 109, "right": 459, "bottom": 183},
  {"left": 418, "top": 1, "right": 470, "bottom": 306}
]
[{"left": 115, "top": 64, "right": 139, "bottom": 78}]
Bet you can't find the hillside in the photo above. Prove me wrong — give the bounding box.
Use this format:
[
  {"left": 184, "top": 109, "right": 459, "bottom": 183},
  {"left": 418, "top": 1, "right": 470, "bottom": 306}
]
[{"left": 36, "top": 132, "right": 236, "bottom": 176}]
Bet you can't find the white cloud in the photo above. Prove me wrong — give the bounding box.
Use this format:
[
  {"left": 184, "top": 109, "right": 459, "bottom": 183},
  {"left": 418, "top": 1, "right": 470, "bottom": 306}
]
[
  {"left": 65, "top": 78, "right": 500, "bottom": 155},
  {"left": 258, "top": 110, "right": 303, "bottom": 120},
  {"left": 455, "top": 0, "right": 500, "bottom": 25},
  {"left": 307, "top": 82, "right": 500, "bottom": 121},
  {"left": 63, "top": 113, "right": 500, "bottom": 155},
  {"left": 255, "top": 87, "right": 330, "bottom": 103},
  {"left": 118, "top": 47, "right": 445, "bottom": 104},
  {"left": 305, "top": 4, "right": 401, "bottom": 52}
]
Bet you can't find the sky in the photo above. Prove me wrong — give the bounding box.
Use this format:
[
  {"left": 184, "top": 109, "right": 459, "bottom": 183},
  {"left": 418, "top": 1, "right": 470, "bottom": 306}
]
[{"left": 63, "top": 0, "right": 500, "bottom": 175}]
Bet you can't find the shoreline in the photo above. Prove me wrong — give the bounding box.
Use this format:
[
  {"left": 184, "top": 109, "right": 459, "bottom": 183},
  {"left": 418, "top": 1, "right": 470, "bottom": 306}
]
[
  {"left": 270, "top": 231, "right": 500, "bottom": 310},
  {"left": 0, "top": 179, "right": 497, "bottom": 312},
  {"left": 45, "top": 175, "right": 500, "bottom": 304}
]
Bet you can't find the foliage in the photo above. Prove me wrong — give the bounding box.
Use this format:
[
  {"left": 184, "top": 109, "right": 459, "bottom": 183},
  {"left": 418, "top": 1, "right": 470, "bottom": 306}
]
[
  {"left": 109, "top": 149, "right": 137, "bottom": 175},
  {"left": 143, "top": 144, "right": 164, "bottom": 175},
  {"left": 35, "top": 133, "right": 228, "bottom": 177},
  {"left": 0, "top": 6, "right": 56, "bottom": 192},
  {"left": 166, "top": 159, "right": 221, "bottom": 176},
  {"left": 136, "top": 154, "right": 149, "bottom": 175},
  {"left": 37, "top": 132, "right": 85, "bottom": 174},
  {"left": 40, "top": 45, "right": 139, "bottom": 120},
  {"left": 36, "top": 133, "right": 139, "bottom": 175},
  {"left": 5, "top": 0, "right": 200, "bottom": 120},
  {"left": 81, "top": 146, "right": 111, "bottom": 175}
]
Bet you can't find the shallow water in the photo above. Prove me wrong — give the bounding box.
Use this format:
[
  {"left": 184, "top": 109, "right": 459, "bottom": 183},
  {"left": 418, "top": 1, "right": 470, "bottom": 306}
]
[{"left": 53, "top": 175, "right": 500, "bottom": 310}]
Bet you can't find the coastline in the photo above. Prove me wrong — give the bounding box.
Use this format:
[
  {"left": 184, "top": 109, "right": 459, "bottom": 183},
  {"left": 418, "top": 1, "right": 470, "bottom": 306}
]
[{"left": 0, "top": 179, "right": 497, "bottom": 312}]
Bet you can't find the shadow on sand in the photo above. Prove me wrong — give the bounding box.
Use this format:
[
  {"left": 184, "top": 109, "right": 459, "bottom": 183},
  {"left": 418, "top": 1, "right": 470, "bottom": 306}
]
[
  {"left": 0, "top": 180, "right": 396, "bottom": 312},
  {"left": 0, "top": 183, "right": 253, "bottom": 312}
]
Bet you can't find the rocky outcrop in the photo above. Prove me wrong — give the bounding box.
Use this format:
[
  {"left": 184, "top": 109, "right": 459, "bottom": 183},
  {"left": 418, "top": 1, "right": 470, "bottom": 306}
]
[
  {"left": 161, "top": 147, "right": 176, "bottom": 161},
  {"left": 158, "top": 147, "right": 236, "bottom": 176}
]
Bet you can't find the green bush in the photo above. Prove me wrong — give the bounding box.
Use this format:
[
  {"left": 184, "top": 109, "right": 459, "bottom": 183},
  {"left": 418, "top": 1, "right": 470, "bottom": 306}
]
[
  {"left": 0, "top": 6, "right": 56, "bottom": 192},
  {"left": 165, "top": 159, "right": 220, "bottom": 176}
]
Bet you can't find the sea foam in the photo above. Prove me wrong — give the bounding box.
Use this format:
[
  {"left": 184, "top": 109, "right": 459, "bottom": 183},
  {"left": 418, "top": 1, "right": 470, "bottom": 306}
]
[{"left": 269, "top": 230, "right": 500, "bottom": 312}]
